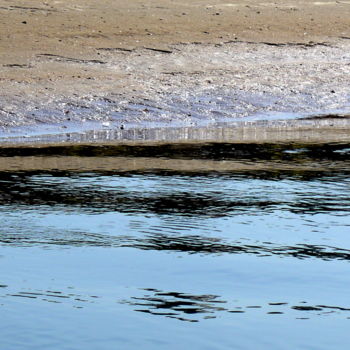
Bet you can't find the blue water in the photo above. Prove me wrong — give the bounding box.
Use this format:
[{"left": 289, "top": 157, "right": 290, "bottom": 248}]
[{"left": 0, "top": 142, "right": 350, "bottom": 349}]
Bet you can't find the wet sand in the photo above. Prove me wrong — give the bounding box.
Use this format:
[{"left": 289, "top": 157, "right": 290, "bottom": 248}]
[
  {"left": 1, "top": 0, "right": 350, "bottom": 142},
  {"left": 0, "top": 137, "right": 349, "bottom": 173},
  {"left": 0, "top": 154, "right": 348, "bottom": 173}
]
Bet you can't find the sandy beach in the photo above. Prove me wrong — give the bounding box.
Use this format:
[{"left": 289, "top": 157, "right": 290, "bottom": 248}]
[
  {"left": 1, "top": 0, "right": 350, "bottom": 141},
  {"left": 1, "top": 4, "right": 350, "bottom": 346}
]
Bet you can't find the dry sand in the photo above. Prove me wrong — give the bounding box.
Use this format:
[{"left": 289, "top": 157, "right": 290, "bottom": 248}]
[{"left": 1, "top": 0, "right": 350, "bottom": 142}]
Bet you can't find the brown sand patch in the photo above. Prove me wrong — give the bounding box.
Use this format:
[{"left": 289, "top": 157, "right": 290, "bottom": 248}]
[{"left": 1, "top": 0, "right": 350, "bottom": 138}]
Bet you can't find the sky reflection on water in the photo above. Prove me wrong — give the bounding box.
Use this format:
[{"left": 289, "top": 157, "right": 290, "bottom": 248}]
[{"left": 0, "top": 141, "right": 350, "bottom": 349}]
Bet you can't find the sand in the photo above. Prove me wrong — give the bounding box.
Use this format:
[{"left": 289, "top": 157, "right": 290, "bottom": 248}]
[{"left": 1, "top": 0, "right": 350, "bottom": 141}]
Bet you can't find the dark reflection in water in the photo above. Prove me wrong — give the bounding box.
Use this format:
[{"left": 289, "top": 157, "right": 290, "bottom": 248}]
[
  {"left": 122, "top": 288, "right": 350, "bottom": 322},
  {"left": 128, "top": 235, "right": 350, "bottom": 261},
  {"left": 1, "top": 282, "right": 350, "bottom": 322},
  {"left": 0, "top": 173, "right": 279, "bottom": 217},
  {"left": 0, "top": 142, "right": 349, "bottom": 161},
  {"left": 1, "top": 230, "right": 350, "bottom": 262},
  {"left": 0, "top": 283, "right": 98, "bottom": 308},
  {"left": 123, "top": 289, "right": 227, "bottom": 322},
  {"left": 0, "top": 171, "right": 349, "bottom": 217}
]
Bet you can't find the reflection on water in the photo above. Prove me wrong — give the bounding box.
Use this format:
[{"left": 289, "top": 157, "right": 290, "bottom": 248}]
[
  {"left": 0, "top": 141, "right": 350, "bottom": 349},
  {"left": 123, "top": 289, "right": 227, "bottom": 322},
  {"left": 122, "top": 288, "right": 350, "bottom": 322},
  {"left": 0, "top": 283, "right": 98, "bottom": 307},
  {"left": 2, "top": 228, "right": 350, "bottom": 262},
  {"left": 0, "top": 141, "right": 349, "bottom": 160},
  {"left": 2, "top": 282, "right": 350, "bottom": 322}
]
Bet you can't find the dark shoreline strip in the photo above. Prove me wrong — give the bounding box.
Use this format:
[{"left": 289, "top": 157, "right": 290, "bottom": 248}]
[{"left": 0, "top": 142, "right": 348, "bottom": 161}]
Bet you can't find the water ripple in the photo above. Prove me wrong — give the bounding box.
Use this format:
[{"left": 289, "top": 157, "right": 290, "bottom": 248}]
[{"left": 1, "top": 283, "right": 350, "bottom": 322}]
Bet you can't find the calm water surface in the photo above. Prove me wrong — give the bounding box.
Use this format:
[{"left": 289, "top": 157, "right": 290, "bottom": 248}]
[{"left": 0, "top": 142, "right": 350, "bottom": 349}]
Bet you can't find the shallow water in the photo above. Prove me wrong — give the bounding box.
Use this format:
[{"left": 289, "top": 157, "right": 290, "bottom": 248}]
[{"left": 1, "top": 141, "right": 350, "bottom": 349}]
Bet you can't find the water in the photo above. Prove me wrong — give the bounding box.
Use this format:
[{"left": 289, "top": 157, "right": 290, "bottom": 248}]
[{"left": 0, "top": 141, "right": 350, "bottom": 349}]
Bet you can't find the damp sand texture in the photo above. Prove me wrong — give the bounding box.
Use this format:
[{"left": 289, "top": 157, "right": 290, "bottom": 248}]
[{"left": 1, "top": 0, "right": 350, "bottom": 133}]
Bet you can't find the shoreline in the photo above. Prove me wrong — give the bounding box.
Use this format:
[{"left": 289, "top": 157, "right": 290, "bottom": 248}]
[{"left": 1, "top": 116, "right": 350, "bottom": 147}]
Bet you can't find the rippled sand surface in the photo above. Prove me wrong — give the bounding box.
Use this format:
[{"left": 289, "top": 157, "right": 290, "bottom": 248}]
[{"left": 1, "top": 0, "right": 350, "bottom": 137}]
